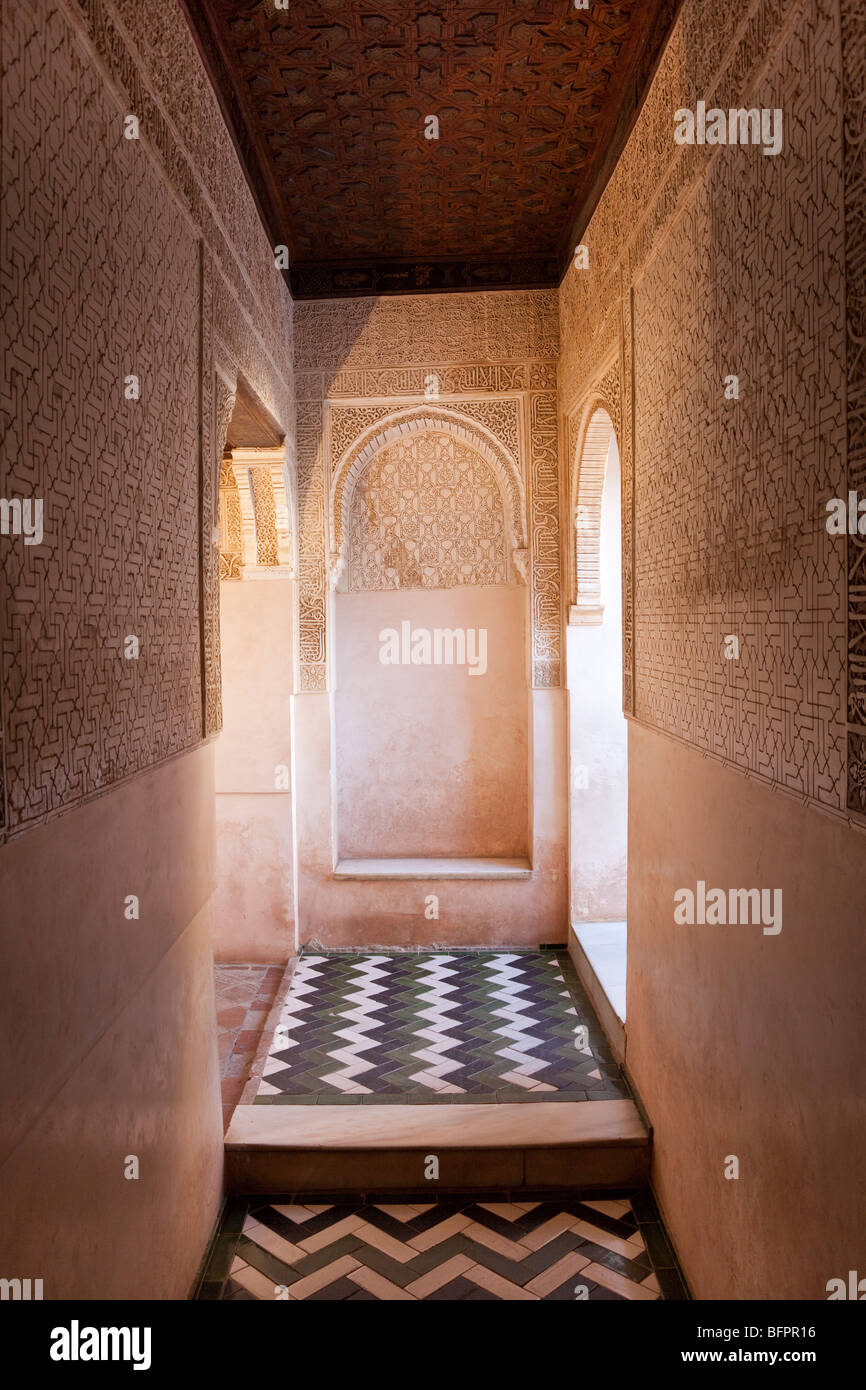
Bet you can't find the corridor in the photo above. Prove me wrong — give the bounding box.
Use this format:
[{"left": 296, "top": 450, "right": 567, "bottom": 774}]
[{"left": 0, "top": 0, "right": 863, "bottom": 1331}]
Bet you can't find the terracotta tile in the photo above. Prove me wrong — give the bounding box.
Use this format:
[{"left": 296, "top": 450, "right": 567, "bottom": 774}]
[
  {"left": 288, "top": 1255, "right": 361, "bottom": 1300},
  {"left": 463, "top": 1263, "right": 539, "bottom": 1300},
  {"left": 247, "top": 1221, "right": 306, "bottom": 1265},
  {"left": 479, "top": 1202, "right": 533, "bottom": 1221},
  {"left": 217, "top": 1006, "right": 247, "bottom": 1029},
  {"left": 353, "top": 1221, "right": 417, "bottom": 1264},
  {"left": 573, "top": 1219, "right": 643, "bottom": 1259},
  {"left": 583, "top": 1198, "right": 632, "bottom": 1219},
  {"left": 524, "top": 1250, "right": 591, "bottom": 1296},
  {"left": 298, "top": 1214, "right": 366, "bottom": 1253},
  {"left": 582, "top": 1261, "right": 658, "bottom": 1300},
  {"left": 518, "top": 1212, "right": 577, "bottom": 1250},
  {"left": 374, "top": 1204, "right": 424, "bottom": 1222},
  {"left": 231, "top": 1263, "right": 279, "bottom": 1300},
  {"left": 462, "top": 1220, "right": 531, "bottom": 1262},
  {"left": 347, "top": 1266, "right": 418, "bottom": 1300},
  {"left": 405, "top": 1254, "right": 477, "bottom": 1298},
  {"left": 408, "top": 1213, "right": 472, "bottom": 1251},
  {"left": 224, "top": 1053, "right": 256, "bottom": 1078},
  {"left": 271, "top": 1204, "right": 322, "bottom": 1222}
]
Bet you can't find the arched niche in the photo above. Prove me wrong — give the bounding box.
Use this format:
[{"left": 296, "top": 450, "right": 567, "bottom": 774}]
[{"left": 328, "top": 406, "right": 528, "bottom": 589}]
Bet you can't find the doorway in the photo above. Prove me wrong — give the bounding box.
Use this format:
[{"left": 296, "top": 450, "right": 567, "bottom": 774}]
[{"left": 567, "top": 409, "right": 628, "bottom": 1043}]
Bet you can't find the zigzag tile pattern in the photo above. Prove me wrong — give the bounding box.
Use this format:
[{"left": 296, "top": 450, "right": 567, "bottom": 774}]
[
  {"left": 198, "top": 1193, "right": 688, "bottom": 1301},
  {"left": 255, "top": 951, "right": 626, "bottom": 1104}
]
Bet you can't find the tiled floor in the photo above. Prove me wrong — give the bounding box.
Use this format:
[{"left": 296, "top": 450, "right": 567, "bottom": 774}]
[
  {"left": 197, "top": 1190, "right": 688, "bottom": 1301},
  {"left": 216, "top": 964, "right": 283, "bottom": 1130},
  {"left": 255, "top": 950, "right": 628, "bottom": 1104}
]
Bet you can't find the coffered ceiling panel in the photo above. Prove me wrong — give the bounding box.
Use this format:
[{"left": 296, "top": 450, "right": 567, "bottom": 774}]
[{"left": 181, "top": 1, "right": 681, "bottom": 297}]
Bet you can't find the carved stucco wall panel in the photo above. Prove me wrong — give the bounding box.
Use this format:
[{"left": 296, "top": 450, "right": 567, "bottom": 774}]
[
  {"left": 324, "top": 365, "right": 531, "bottom": 401},
  {"left": 219, "top": 458, "right": 243, "bottom": 580},
  {"left": 559, "top": 0, "right": 852, "bottom": 809},
  {"left": 1, "top": 0, "right": 202, "bottom": 830},
  {"left": 106, "top": 0, "right": 295, "bottom": 404},
  {"left": 296, "top": 399, "right": 328, "bottom": 692},
  {"left": 0, "top": 0, "right": 294, "bottom": 836},
  {"left": 295, "top": 291, "right": 560, "bottom": 693},
  {"left": 204, "top": 369, "right": 237, "bottom": 734},
  {"left": 329, "top": 406, "right": 527, "bottom": 588},
  {"left": 345, "top": 432, "right": 510, "bottom": 592},
  {"left": 330, "top": 397, "right": 523, "bottom": 473},
  {"left": 294, "top": 291, "right": 559, "bottom": 373},
  {"left": 249, "top": 468, "right": 279, "bottom": 568},
  {"left": 529, "top": 392, "right": 562, "bottom": 690},
  {"left": 842, "top": 0, "right": 866, "bottom": 809}
]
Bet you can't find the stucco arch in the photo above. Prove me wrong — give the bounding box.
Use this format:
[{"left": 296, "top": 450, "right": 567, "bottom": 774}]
[
  {"left": 569, "top": 390, "right": 621, "bottom": 623},
  {"left": 328, "top": 405, "right": 528, "bottom": 587},
  {"left": 221, "top": 445, "right": 295, "bottom": 575}
]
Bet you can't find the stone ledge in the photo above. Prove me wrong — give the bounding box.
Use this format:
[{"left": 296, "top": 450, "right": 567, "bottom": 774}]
[{"left": 332, "top": 857, "right": 533, "bottom": 880}]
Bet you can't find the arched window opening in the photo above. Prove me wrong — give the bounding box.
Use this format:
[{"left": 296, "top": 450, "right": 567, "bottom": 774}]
[{"left": 567, "top": 407, "right": 627, "bottom": 1039}]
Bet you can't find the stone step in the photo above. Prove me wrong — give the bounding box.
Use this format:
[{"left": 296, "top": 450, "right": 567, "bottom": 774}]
[{"left": 224, "top": 1098, "right": 650, "bottom": 1194}]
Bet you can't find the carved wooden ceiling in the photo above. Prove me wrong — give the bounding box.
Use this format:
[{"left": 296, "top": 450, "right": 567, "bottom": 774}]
[{"left": 182, "top": 1, "right": 681, "bottom": 298}]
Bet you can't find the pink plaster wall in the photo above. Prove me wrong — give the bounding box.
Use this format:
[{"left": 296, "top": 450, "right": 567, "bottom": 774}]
[
  {"left": 0, "top": 747, "right": 224, "bottom": 1298},
  {"left": 626, "top": 722, "right": 866, "bottom": 1299},
  {"left": 295, "top": 686, "right": 568, "bottom": 947},
  {"left": 0, "top": 0, "right": 295, "bottom": 1299},
  {"left": 556, "top": 0, "right": 864, "bottom": 1299},
  {"left": 212, "top": 578, "right": 295, "bottom": 962},
  {"left": 335, "top": 586, "right": 529, "bottom": 858}
]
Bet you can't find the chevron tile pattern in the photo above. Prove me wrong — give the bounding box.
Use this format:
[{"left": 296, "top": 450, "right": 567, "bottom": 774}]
[
  {"left": 254, "top": 951, "right": 626, "bottom": 1104},
  {"left": 197, "top": 1191, "right": 688, "bottom": 1301}
]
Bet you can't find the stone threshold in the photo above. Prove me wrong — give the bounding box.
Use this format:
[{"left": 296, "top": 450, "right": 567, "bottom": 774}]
[
  {"left": 333, "top": 856, "right": 533, "bottom": 880},
  {"left": 224, "top": 1099, "right": 650, "bottom": 1193}
]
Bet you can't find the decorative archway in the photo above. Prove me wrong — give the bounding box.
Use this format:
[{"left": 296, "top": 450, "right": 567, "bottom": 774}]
[
  {"left": 219, "top": 445, "right": 295, "bottom": 576},
  {"left": 328, "top": 405, "right": 528, "bottom": 588},
  {"left": 565, "top": 383, "right": 628, "bottom": 935},
  {"left": 570, "top": 403, "right": 618, "bottom": 624}
]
